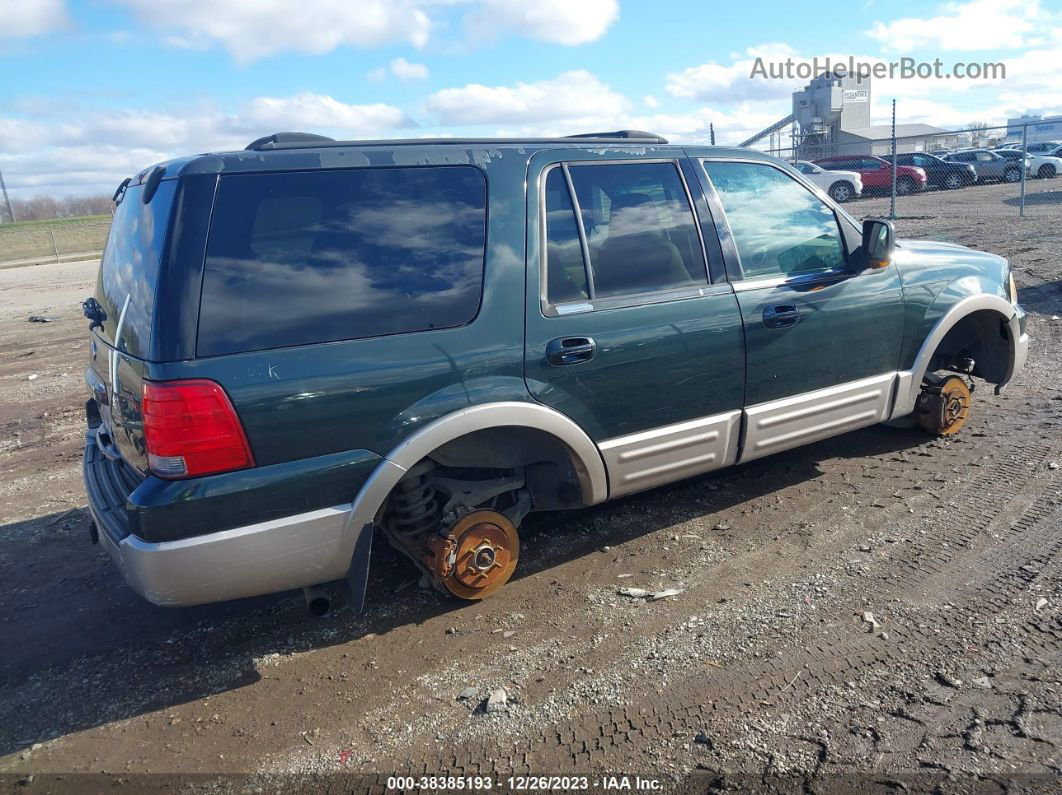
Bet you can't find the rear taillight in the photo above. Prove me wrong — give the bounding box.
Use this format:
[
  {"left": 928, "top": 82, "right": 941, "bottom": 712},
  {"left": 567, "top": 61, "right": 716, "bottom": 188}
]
[{"left": 142, "top": 379, "right": 254, "bottom": 479}]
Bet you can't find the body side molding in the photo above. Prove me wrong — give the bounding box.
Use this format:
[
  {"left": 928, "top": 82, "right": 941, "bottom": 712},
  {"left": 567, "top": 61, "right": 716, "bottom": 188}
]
[
  {"left": 890, "top": 293, "right": 1021, "bottom": 419},
  {"left": 742, "top": 373, "right": 897, "bottom": 462},
  {"left": 599, "top": 410, "right": 741, "bottom": 498}
]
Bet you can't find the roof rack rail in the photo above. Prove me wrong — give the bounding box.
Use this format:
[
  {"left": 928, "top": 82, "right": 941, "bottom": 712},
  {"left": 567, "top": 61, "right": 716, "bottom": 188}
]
[
  {"left": 239, "top": 131, "right": 670, "bottom": 152},
  {"left": 565, "top": 130, "right": 668, "bottom": 143},
  {"left": 246, "top": 132, "right": 336, "bottom": 151}
]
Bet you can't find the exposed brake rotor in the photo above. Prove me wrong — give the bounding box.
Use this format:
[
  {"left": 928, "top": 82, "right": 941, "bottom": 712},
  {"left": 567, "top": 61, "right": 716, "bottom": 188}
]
[
  {"left": 424, "top": 509, "right": 519, "bottom": 600},
  {"left": 917, "top": 375, "right": 972, "bottom": 436}
]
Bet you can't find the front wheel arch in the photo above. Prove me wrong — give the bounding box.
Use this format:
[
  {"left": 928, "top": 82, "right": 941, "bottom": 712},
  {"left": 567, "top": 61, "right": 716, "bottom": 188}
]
[{"left": 891, "top": 295, "right": 1021, "bottom": 419}]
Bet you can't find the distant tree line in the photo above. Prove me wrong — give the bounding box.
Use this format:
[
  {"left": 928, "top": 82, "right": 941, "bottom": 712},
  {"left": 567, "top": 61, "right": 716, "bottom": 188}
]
[{"left": 9, "top": 194, "right": 115, "bottom": 222}]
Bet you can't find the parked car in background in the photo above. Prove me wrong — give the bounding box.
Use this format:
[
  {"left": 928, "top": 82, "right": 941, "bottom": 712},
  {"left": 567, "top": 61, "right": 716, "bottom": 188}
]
[
  {"left": 814, "top": 155, "right": 927, "bottom": 195},
  {"left": 943, "top": 149, "right": 1028, "bottom": 183},
  {"left": 1026, "top": 141, "right": 1062, "bottom": 156},
  {"left": 892, "top": 152, "right": 976, "bottom": 190},
  {"left": 793, "top": 160, "right": 863, "bottom": 202},
  {"left": 992, "top": 148, "right": 1062, "bottom": 179}
]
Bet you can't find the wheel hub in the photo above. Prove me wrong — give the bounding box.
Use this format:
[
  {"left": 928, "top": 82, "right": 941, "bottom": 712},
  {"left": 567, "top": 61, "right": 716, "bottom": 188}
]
[
  {"left": 424, "top": 510, "right": 519, "bottom": 600},
  {"left": 917, "top": 375, "right": 972, "bottom": 436}
]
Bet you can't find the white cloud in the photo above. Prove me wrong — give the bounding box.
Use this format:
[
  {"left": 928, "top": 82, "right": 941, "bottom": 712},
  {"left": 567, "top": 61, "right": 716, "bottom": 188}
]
[
  {"left": 367, "top": 67, "right": 387, "bottom": 82},
  {"left": 465, "top": 0, "right": 618, "bottom": 46},
  {"left": 0, "top": 94, "right": 414, "bottom": 196},
  {"left": 0, "top": 0, "right": 68, "bottom": 39},
  {"left": 868, "top": 0, "right": 1046, "bottom": 52},
  {"left": 643, "top": 95, "right": 659, "bottom": 109},
  {"left": 426, "top": 70, "right": 629, "bottom": 125},
  {"left": 111, "top": 0, "right": 432, "bottom": 62},
  {"left": 238, "top": 94, "right": 413, "bottom": 131},
  {"left": 390, "top": 57, "right": 429, "bottom": 80},
  {"left": 109, "top": 0, "right": 617, "bottom": 61},
  {"left": 666, "top": 44, "right": 804, "bottom": 103}
]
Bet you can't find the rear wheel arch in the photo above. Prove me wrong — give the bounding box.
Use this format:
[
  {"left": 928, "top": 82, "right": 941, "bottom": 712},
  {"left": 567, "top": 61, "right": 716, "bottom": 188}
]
[{"left": 347, "top": 402, "right": 608, "bottom": 534}]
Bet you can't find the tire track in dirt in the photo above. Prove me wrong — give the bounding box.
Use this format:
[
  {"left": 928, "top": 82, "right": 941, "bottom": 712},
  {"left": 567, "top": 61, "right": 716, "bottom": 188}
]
[{"left": 370, "top": 438, "right": 1060, "bottom": 777}]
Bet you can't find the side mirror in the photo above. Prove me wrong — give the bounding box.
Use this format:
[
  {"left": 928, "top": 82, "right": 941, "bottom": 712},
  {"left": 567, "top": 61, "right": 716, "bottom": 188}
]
[{"left": 859, "top": 218, "right": 894, "bottom": 270}]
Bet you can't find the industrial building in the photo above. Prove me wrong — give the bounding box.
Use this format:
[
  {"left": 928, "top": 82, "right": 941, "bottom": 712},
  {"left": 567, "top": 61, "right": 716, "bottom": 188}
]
[
  {"left": 1006, "top": 113, "right": 1062, "bottom": 144},
  {"left": 742, "top": 72, "right": 959, "bottom": 158}
]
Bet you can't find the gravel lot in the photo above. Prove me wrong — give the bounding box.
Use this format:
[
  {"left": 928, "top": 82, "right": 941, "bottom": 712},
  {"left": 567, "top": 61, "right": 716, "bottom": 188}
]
[{"left": 1, "top": 179, "right": 1060, "bottom": 792}]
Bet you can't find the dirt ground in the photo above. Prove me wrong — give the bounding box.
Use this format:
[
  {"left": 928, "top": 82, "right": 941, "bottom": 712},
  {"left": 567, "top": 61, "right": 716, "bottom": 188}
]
[{"left": 0, "top": 179, "right": 1060, "bottom": 793}]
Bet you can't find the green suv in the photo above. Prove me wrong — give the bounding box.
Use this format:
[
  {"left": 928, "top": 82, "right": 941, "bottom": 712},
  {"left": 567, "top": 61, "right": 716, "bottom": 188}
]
[{"left": 82, "top": 131, "right": 1028, "bottom": 613}]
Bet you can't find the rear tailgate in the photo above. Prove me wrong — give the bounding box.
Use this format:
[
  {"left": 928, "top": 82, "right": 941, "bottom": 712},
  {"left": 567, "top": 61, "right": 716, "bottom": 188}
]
[{"left": 86, "top": 178, "right": 178, "bottom": 474}]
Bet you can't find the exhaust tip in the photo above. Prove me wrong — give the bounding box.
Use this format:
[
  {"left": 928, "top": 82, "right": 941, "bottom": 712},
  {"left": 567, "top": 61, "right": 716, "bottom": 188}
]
[{"left": 303, "top": 586, "right": 330, "bottom": 617}]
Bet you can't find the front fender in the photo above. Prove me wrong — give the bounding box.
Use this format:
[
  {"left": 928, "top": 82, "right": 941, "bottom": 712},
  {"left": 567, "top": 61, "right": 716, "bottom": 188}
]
[{"left": 890, "top": 291, "right": 1025, "bottom": 418}]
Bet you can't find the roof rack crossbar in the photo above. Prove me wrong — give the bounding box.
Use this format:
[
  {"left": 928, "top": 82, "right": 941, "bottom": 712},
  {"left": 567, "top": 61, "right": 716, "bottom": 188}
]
[
  {"left": 565, "top": 130, "right": 668, "bottom": 143},
  {"left": 246, "top": 132, "right": 337, "bottom": 151}
]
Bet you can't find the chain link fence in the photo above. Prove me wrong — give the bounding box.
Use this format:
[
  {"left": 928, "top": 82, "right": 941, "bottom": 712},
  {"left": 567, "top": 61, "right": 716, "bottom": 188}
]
[
  {"left": 744, "top": 119, "right": 1062, "bottom": 222},
  {"left": 0, "top": 217, "right": 111, "bottom": 266}
]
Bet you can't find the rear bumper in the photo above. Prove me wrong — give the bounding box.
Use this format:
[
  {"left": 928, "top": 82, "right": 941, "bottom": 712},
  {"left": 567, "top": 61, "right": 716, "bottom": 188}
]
[{"left": 84, "top": 432, "right": 373, "bottom": 607}]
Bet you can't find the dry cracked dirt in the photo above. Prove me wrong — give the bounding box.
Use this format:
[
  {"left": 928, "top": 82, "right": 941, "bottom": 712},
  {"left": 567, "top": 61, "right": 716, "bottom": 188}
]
[{"left": 1, "top": 180, "right": 1060, "bottom": 793}]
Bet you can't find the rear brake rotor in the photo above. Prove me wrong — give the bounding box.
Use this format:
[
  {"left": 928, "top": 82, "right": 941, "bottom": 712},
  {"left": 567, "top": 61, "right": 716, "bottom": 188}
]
[
  {"left": 424, "top": 510, "right": 519, "bottom": 600},
  {"left": 917, "top": 375, "right": 972, "bottom": 436}
]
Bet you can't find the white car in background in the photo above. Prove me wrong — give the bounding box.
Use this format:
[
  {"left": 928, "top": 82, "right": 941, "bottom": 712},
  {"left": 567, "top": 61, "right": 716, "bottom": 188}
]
[
  {"left": 793, "top": 160, "right": 863, "bottom": 202},
  {"left": 992, "top": 149, "right": 1062, "bottom": 179}
]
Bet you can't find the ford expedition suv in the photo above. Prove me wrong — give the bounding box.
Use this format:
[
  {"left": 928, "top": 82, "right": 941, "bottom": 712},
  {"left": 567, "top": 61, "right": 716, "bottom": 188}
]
[{"left": 83, "top": 131, "right": 1029, "bottom": 613}]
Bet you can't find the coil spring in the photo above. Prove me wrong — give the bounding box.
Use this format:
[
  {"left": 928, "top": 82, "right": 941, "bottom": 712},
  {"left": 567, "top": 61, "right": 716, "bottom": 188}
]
[{"left": 390, "top": 460, "right": 439, "bottom": 538}]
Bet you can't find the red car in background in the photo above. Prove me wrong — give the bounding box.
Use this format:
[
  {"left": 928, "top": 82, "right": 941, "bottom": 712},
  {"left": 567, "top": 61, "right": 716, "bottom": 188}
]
[{"left": 813, "top": 155, "right": 928, "bottom": 195}]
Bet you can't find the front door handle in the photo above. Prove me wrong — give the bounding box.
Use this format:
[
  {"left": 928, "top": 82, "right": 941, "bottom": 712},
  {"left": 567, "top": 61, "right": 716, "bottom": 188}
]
[
  {"left": 546, "top": 336, "right": 597, "bottom": 366},
  {"left": 762, "top": 304, "right": 800, "bottom": 329}
]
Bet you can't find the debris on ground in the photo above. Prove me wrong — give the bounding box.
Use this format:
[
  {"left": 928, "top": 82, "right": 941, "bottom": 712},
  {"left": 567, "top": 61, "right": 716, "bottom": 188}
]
[
  {"left": 27, "top": 316, "right": 55, "bottom": 323},
  {"left": 485, "top": 689, "right": 508, "bottom": 714},
  {"left": 619, "top": 586, "right": 685, "bottom": 601},
  {"left": 647, "top": 588, "right": 685, "bottom": 601},
  {"left": 936, "top": 671, "right": 963, "bottom": 688},
  {"left": 457, "top": 687, "right": 478, "bottom": 701}
]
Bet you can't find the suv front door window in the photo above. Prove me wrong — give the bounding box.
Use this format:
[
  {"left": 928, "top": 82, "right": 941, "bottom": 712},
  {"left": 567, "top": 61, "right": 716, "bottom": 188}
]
[{"left": 702, "top": 160, "right": 846, "bottom": 280}]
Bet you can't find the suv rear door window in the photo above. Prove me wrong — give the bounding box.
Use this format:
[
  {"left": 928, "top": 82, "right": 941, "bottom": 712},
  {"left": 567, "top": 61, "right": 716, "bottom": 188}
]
[
  {"left": 704, "top": 161, "right": 847, "bottom": 280},
  {"left": 552, "top": 162, "right": 706, "bottom": 300},
  {"left": 197, "top": 166, "right": 486, "bottom": 356}
]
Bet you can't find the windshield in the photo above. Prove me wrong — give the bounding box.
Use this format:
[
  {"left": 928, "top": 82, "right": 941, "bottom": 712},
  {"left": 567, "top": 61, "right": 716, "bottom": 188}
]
[{"left": 95, "top": 180, "right": 177, "bottom": 358}]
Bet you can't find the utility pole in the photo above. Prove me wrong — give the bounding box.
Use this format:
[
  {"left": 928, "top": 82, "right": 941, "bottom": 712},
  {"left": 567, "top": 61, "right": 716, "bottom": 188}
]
[
  {"left": 709, "top": 123, "right": 715, "bottom": 146},
  {"left": 889, "top": 99, "right": 898, "bottom": 221},
  {"left": 1019, "top": 122, "right": 1028, "bottom": 217},
  {"left": 0, "top": 166, "right": 14, "bottom": 224}
]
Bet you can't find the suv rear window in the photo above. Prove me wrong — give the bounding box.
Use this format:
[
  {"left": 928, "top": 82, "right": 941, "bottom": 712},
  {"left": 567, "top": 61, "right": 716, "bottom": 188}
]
[
  {"left": 197, "top": 166, "right": 486, "bottom": 356},
  {"left": 96, "top": 180, "right": 177, "bottom": 358}
]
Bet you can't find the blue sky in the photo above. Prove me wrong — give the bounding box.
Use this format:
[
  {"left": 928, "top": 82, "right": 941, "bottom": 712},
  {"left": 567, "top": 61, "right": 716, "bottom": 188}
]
[{"left": 2, "top": 0, "right": 1060, "bottom": 196}]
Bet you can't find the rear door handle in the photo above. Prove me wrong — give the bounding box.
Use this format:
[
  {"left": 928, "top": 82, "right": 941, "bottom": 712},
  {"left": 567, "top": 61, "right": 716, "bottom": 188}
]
[
  {"left": 546, "top": 337, "right": 597, "bottom": 366},
  {"left": 762, "top": 304, "right": 800, "bottom": 329}
]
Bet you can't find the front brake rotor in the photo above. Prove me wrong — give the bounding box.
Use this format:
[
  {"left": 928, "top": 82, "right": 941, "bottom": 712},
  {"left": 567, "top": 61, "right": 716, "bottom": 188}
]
[
  {"left": 917, "top": 375, "right": 972, "bottom": 436},
  {"left": 424, "top": 509, "right": 519, "bottom": 600}
]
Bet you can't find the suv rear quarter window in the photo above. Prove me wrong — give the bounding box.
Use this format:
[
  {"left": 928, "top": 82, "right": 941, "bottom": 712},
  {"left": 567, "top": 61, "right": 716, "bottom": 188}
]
[{"left": 197, "top": 166, "right": 486, "bottom": 356}]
